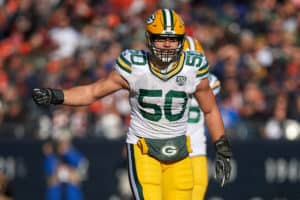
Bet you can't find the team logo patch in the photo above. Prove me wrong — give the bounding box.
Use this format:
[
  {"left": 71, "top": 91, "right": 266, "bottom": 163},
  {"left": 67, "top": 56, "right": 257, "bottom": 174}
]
[
  {"left": 161, "top": 144, "right": 178, "bottom": 157},
  {"left": 146, "top": 14, "right": 155, "bottom": 24},
  {"left": 176, "top": 76, "right": 187, "bottom": 86}
]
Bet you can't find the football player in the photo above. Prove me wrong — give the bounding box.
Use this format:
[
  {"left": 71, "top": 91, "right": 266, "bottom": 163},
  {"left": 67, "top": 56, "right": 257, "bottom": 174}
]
[
  {"left": 183, "top": 36, "right": 225, "bottom": 200},
  {"left": 32, "top": 9, "right": 232, "bottom": 200}
]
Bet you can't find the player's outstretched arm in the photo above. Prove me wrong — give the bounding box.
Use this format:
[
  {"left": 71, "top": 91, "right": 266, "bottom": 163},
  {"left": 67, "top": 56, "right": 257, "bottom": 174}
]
[
  {"left": 32, "top": 70, "right": 129, "bottom": 106},
  {"left": 194, "top": 78, "right": 232, "bottom": 187}
]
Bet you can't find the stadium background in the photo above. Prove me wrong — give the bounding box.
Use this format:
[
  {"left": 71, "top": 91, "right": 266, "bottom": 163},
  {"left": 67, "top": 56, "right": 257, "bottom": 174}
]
[{"left": 0, "top": 0, "right": 299, "bottom": 199}]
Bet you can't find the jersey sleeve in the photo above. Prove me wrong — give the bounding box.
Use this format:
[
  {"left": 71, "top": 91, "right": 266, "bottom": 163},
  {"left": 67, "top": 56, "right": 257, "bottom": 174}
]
[
  {"left": 187, "top": 51, "right": 210, "bottom": 94},
  {"left": 196, "top": 54, "right": 209, "bottom": 80},
  {"left": 208, "top": 73, "right": 221, "bottom": 95},
  {"left": 114, "top": 49, "right": 133, "bottom": 82}
]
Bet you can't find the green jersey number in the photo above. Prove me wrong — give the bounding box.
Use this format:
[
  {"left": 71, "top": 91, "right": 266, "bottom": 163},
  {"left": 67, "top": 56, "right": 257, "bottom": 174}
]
[
  {"left": 185, "top": 51, "right": 203, "bottom": 67},
  {"left": 138, "top": 89, "right": 188, "bottom": 122},
  {"left": 188, "top": 106, "right": 201, "bottom": 123}
]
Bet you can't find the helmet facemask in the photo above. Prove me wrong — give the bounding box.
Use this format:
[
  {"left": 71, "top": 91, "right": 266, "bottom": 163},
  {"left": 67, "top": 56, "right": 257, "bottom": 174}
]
[{"left": 146, "top": 33, "right": 185, "bottom": 64}]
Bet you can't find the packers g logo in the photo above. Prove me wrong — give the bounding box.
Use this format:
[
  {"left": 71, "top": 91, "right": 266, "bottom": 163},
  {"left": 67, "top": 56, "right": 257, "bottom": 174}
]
[
  {"left": 161, "top": 145, "right": 178, "bottom": 157},
  {"left": 146, "top": 14, "right": 155, "bottom": 24}
]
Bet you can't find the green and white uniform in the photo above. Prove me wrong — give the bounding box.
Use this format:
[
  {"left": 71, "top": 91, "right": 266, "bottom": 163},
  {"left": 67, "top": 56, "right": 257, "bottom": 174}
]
[{"left": 114, "top": 49, "right": 209, "bottom": 144}]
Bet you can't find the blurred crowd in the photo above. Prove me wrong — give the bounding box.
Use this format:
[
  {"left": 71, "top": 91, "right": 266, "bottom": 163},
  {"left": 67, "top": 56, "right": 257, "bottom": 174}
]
[{"left": 0, "top": 0, "right": 299, "bottom": 141}]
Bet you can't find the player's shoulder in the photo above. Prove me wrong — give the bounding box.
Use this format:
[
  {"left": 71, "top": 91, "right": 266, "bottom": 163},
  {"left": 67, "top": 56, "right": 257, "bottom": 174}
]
[
  {"left": 183, "top": 51, "right": 209, "bottom": 79},
  {"left": 184, "top": 50, "right": 204, "bottom": 57},
  {"left": 183, "top": 50, "right": 207, "bottom": 67},
  {"left": 184, "top": 35, "right": 199, "bottom": 46},
  {"left": 116, "top": 49, "right": 148, "bottom": 74},
  {"left": 120, "top": 49, "right": 147, "bottom": 57},
  {"left": 183, "top": 36, "right": 204, "bottom": 53}
]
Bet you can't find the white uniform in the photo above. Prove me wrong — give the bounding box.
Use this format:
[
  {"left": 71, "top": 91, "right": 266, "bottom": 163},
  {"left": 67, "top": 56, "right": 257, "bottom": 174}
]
[
  {"left": 114, "top": 49, "right": 209, "bottom": 144},
  {"left": 187, "top": 74, "right": 221, "bottom": 156}
]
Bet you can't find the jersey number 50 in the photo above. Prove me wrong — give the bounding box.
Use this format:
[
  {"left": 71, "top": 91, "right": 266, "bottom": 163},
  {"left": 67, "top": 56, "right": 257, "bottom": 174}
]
[{"left": 138, "top": 89, "right": 188, "bottom": 122}]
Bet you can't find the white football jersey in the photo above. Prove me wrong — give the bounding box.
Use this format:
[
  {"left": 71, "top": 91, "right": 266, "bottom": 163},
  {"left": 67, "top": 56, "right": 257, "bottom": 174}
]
[
  {"left": 187, "top": 74, "right": 221, "bottom": 156},
  {"left": 114, "top": 49, "right": 209, "bottom": 144}
]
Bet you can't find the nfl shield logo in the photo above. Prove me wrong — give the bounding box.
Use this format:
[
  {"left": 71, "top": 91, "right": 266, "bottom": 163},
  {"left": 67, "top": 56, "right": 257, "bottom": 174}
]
[{"left": 176, "top": 76, "right": 187, "bottom": 86}]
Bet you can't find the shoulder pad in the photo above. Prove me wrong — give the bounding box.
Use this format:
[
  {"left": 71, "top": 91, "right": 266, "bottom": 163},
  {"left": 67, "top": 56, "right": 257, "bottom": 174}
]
[
  {"left": 115, "top": 49, "right": 148, "bottom": 74},
  {"left": 184, "top": 51, "right": 209, "bottom": 78},
  {"left": 116, "top": 49, "right": 133, "bottom": 74}
]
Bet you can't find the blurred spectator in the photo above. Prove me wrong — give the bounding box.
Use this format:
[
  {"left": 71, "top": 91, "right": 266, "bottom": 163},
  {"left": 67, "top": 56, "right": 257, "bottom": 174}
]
[
  {"left": 0, "top": 85, "right": 27, "bottom": 138},
  {"left": 218, "top": 93, "right": 242, "bottom": 139},
  {"left": 239, "top": 81, "right": 268, "bottom": 139},
  {"left": 48, "top": 8, "right": 81, "bottom": 60},
  {"left": 0, "top": 170, "right": 13, "bottom": 200},
  {"left": 36, "top": 107, "right": 91, "bottom": 139},
  {"left": 221, "top": 77, "right": 243, "bottom": 112},
  {"left": 43, "top": 137, "right": 88, "bottom": 200},
  {"left": 93, "top": 90, "right": 129, "bottom": 140},
  {"left": 264, "top": 92, "right": 300, "bottom": 140}
]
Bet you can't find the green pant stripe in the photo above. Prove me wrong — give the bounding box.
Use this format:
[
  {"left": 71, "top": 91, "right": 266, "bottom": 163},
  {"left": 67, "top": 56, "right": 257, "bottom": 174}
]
[{"left": 127, "top": 143, "right": 144, "bottom": 200}]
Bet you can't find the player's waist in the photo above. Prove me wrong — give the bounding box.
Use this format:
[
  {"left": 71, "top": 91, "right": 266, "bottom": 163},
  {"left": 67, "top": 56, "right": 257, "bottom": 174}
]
[{"left": 126, "top": 130, "right": 187, "bottom": 144}]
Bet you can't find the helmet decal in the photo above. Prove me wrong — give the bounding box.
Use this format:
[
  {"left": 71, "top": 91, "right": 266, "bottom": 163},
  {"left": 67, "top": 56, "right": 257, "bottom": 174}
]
[
  {"left": 147, "top": 14, "right": 155, "bottom": 25},
  {"left": 162, "top": 9, "right": 174, "bottom": 33}
]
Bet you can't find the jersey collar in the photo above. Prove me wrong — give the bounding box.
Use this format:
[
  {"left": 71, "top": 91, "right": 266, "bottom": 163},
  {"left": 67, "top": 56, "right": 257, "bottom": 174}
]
[{"left": 149, "top": 53, "right": 185, "bottom": 81}]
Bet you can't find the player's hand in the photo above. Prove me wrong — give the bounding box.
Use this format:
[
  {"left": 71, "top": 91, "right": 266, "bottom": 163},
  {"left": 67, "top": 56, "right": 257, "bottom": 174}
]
[
  {"left": 214, "top": 135, "right": 232, "bottom": 187},
  {"left": 32, "top": 88, "right": 64, "bottom": 105}
]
